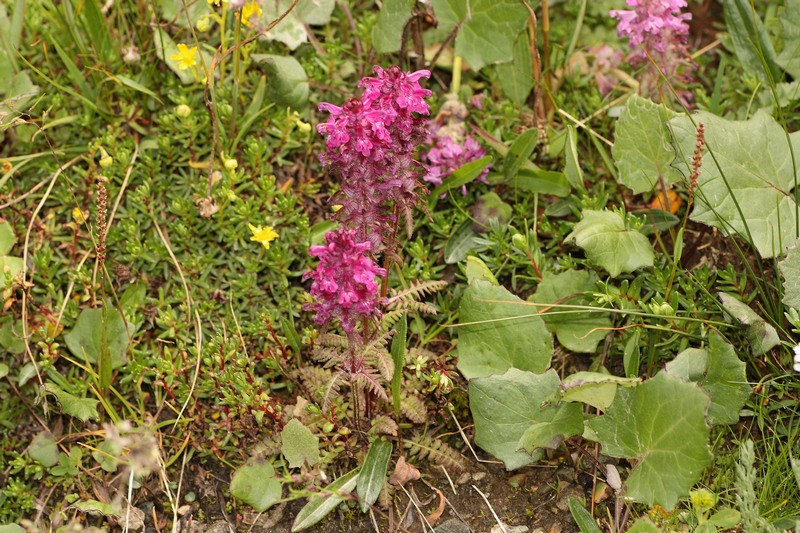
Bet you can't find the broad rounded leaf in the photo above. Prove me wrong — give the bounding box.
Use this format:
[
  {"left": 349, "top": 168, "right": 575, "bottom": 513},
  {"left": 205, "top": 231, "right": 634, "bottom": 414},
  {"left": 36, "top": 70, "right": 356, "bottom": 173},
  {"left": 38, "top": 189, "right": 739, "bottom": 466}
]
[
  {"left": 517, "top": 403, "right": 584, "bottom": 454},
  {"left": 586, "top": 373, "right": 712, "bottom": 510},
  {"left": 469, "top": 368, "right": 562, "bottom": 470},
  {"left": 64, "top": 306, "right": 133, "bottom": 368},
  {"left": 0, "top": 221, "right": 15, "bottom": 256},
  {"left": 44, "top": 382, "right": 99, "bottom": 422},
  {"left": 230, "top": 458, "right": 282, "bottom": 512},
  {"left": 281, "top": 419, "right": 320, "bottom": 468},
  {"left": 613, "top": 95, "right": 681, "bottom": 194},
  {"left": 372, "top": 0, "right": 415, "bottom": 54},
  {"left": 665, "top": 332, "right": 751, "bottom": 426},
  {"left": 671, "top": 110, "right": 800, "bottom": 259},
  {"left": 252, "top": 54, "right": 308, "bottom": 110},
  {"left": 567, "top": 210, "right": 654, "bottom": 277},
  {"left": 530, "top": 270, "right": 611, "bottom": 353},
  {"left": 432, "top": 0, "right": 529, "bottom": 71},
  {"left": 457, "top": 280, "right": 552, "bottom": 379},
  {"left": 29, "top": 431, "right": 59, "bottom": 467}
]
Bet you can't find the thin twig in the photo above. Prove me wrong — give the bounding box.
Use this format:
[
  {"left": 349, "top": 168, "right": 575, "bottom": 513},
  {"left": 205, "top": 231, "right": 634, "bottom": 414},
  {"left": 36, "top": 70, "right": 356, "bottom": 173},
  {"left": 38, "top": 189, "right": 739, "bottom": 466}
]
[{"left": 472, "top": 484, "right": 508, "bottom": 533}]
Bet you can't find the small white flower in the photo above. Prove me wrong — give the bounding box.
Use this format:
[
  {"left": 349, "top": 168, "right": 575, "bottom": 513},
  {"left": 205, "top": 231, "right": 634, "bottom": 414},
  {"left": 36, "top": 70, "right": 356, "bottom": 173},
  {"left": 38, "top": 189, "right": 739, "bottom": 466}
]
[{"left": 793, "top": 343, "right": 800, "bottom": 372}]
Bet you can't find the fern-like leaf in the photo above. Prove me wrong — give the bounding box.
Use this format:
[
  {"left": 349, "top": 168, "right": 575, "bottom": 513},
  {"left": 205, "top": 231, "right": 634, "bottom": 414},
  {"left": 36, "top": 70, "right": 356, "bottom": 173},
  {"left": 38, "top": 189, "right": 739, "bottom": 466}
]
[
  {"left": 387, "top": 280, "right": 448, "bottom": 306},
  {"left": 400, "top": 392, "right": 427, "bottom": 423},
  {"left": 352, "top": 370, "right": 389, "bottom": 402},
  {"left": 322, "top": 371, "right": 345, "bottom": 411},
  {"left": 388, "top": 299, "right": 439, "bottom": 315},
  {"left": 369, "top": 415, "right": 399, "bottom": 437},
  {"left": 405, "top": 433, "right": 467, "bottom": 472}
]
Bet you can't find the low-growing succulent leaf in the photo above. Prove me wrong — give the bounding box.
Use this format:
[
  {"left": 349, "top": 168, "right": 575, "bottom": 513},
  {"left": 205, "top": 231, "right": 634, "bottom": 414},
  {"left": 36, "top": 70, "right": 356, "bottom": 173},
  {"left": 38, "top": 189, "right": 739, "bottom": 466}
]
[
  {"left": 671, "top": 110, "right": 800, "bottom": 259},
  {"left": 718, "top": 292, "right": 780, "bottom": 355},
  {"left": 372, "top": 0, "right": 415, "bottom": 54},
  {"left": 567, "top": 210, "right": 654, "bottom": 277},
  {"left": 613, "top": 95, "right": 681, "bottom": 194},
  {"left": 357, "top": 439, "right": 392, "bottom": 512},
  {"left": 292, "top": 468, "right": 359, "bottom": 531},
  {"left": 457, "top": 279, "right": 552, "bottom": 379},
  {"left": 516, "top": 402, "right": 584, "bottom": 453},
  {"left": 281, "top": 419, "right": 320, "bottom": 468},
  {"left": 230, "top": 458, "right": 282, "bottom": 512},
  {"left": 665, "top": 332, "right": 751, "bottom": 426},
  {"left": 64, "top": 306, "right": 133, "bottom": 368},
  {"left": 44, "top": 382, "right": 99, "bottom": 422},
  {"left": 586, "top": 373, "right": 712, "bottom": 510},
  {"left": 530, "top": 270, "right": 611, "bottom": 353},
  {"left": 431, "top": 0, "right": 529, "bottom": 70},
  {"left": 561, "top": 372, "right": 641, "bottom": 410},
  {"left": 779, "top": 238, "right": 800, "bottom": 311},
  {"left": 469, "top": 368, "right": 564, "bottom": 470}
]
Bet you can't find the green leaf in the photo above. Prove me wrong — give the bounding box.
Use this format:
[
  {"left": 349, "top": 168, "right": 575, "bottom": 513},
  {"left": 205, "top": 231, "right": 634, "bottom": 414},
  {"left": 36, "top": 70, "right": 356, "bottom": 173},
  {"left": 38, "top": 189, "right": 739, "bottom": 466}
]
[
  {"left": 723, "top": 0, "right": 780, "bottom": 82},
  {"left": 357, "top": 439, "right": 392, "bottom": 512},
  {"left": 529, "top": 270, "right": 611, "bottom": 353},
  {"left": 44, "top": 382, "right": 100, "bottom": 422},
  {"left": 64, "top": 306, "right": 133, "bottom": 368},
  {"left": 585, "top": 373, "right": 712, "bottom": 510},
  {"left": 504, "top": 129, "right": 538, "bottom": 182},
  {"left": 0, "top": 221, "right": 15, "bottom": 255},
  {"left": 0, "top": 363, "right": 7, "bottom": 379},
  {"left": 372, "top": 0, "right": 415, "bottom": 54},
  {"left": 252, "top": 54, "right": 309, "bottom": 110},
  {"left": 159, "top": 0, "right": 211, "bottom": 27},
  {"left": 776, "top": 0, "right": 800, "bottom": 78},
  {"left": 29, "top": 431, "right": 59, "bottom": 467},
  {"left": 564, "top": 126, "right": 585, "bottom": 190},
  {"left": 429, "top": 155, "right": 493, "bottom": 202},
  {"left": 230, "top": 458, "right": 282, "bottom": 512},
  {"left": 152, "top": 29, "right": 212, "bottom": 85},
  {"left": 718, "top": 292, "right": 780, "bottom": 355},
  {"left": 568, "top": 497, "right": 603, "bottom": 533},
  {"left": 512, "top": 168, "right": 571, "bottom": 197},
  {"left": 561, "top": 372, "right": 641, "bottom": 411},
  {"left": 671, "top": 110, "right": 800, "bottom": 259},
  {"left": 443, "top": 220, "right": 484, "bottom": 265},
  {"left": 115, "top": 75, "right": 163, "bottom": 105},
  {"left": 517, "top": 402, "right": 584, "bottom": 453},
  {"left": 665, "top": 332, "right": 751, "bottom": 426},
  {"left": 465, "top": 256, "right": 498, "bottom": 285},
  {"left": 390, "top": 315, "right": 407, "bottom": 419},
  {"left": 281, "top": 419, "right": 320, "bottom": 468},
  {"left": 456, "top": 279, "right": 552, "bottom": 379},
  {"left": 495, "top": 31, "right": 533, "bottom": 105},
  {"left": 72, "top": 499, "right": 120, "bottom": 516},
  {"left": 469, "top": 368, "right": 562, "bottom": 470},
  {"left": 779, "top": 237, "right": 800, "bottom": 311},
  {"left": 708, "top": 508, "right": 741, "bottom": 528},
  {"left": 626, "top": 517, "right": 660, "bottom": 533},
  {"left": 612, "top": 95, "right": 681, "bottom": 194},
  {"left": 567, "top": 210, "right": 655, "bottom": 277},
  {"left": 92, "top": 439, "right": 121, "bottom": 473},
  {"left": 292, "top": 468, "right": 359, "bottom": 531},
  {"left": 0, "top": 525, "right": 25, "bottom": 533},
  {"left": 431, "top": 0, "right": 529, "bottom": 70},
  {"left": 0, "top": 70, "right": 40, "bottom": 130},
  {"left": 0, "top": 319, "right": 25, "bottom": 354},
  {"left": 260, "top": 0, "right": 334, "bottom": 50}
]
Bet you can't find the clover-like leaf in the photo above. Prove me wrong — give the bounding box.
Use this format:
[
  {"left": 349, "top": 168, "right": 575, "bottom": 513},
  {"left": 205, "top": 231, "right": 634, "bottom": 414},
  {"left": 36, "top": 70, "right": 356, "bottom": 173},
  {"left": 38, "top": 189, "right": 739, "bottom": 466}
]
[
  {"left": 230, "top": 458, "right": 282, "bottom": 512},
  {"left": 281, "top": 418, "right": 320, "bottom": 469},
  {"left": 613, "top": 95, "right": 681, "bottom": 194},
  {"left": 586, "top": 372, "right": 712, "bottom": 510},
  {"left": 567, "top": 210, "right": 654, "bottom": 277},
  {"left": 469, "top": 368, "right": 564, "bottom": 470},
  {"left": 671, "top": 110, "right": 800, "bottom": 259},
  {"left": 665, "top": 332, "right": 751, "bottom": 426},
  {"left": 431, "top": 0, "right": 529, "bottom": 71},
  {"left": 457, "top": 279, "right": 552, "bottom": 380},
  {"left": 530, "top": 270, "right": 611, "bottom": 353}
]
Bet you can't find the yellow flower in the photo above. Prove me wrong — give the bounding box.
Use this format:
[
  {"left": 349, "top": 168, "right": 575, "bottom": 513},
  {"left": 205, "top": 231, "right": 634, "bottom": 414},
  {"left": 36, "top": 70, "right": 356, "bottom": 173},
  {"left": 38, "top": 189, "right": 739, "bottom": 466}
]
[
  {"left": 170, "top": 44, "right": 198, "bottom": 70},
  {"left": 72, "top": 207, "right": 88, "bottom": 224},
  {"left": 241, "top": 0, "right": 262, "bottom": 27},
  {"left": 249, "top": 224, "right": 278, "bottom": 249}
]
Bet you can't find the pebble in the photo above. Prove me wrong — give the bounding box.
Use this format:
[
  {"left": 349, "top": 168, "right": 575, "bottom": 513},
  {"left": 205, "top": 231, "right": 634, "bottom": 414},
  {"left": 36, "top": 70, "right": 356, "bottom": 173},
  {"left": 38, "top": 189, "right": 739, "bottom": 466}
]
[
  {"left": 471, "top": 471, "right": 487, "bottom": 481},
  {"left": 490, "top": 525, "right": 529, "bottom": 533},
  {"left": 433, "top": 518, "right": 471, "bottom": 533}
]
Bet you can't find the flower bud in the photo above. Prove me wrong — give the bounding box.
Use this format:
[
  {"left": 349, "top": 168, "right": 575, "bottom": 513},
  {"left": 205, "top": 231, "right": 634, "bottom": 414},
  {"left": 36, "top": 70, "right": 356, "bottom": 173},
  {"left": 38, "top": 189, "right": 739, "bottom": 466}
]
[
  {"left": 512, "top": 232, "right": 528, "bottom": 250},
  {"left": 196, "top": 16, "right": 211, "bottom": 32},
  {"left": 175, "top": 104, "right": 192, "bottom": 118},
  {"left": 224, "top": 157, "right": 238, "bottom": 171}
]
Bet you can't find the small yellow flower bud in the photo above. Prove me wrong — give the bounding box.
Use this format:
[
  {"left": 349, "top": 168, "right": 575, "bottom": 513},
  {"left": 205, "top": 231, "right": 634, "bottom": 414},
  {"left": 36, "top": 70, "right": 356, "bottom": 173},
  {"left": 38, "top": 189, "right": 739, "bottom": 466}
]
[
  {"left": 224, "top": 157, "right": 238, "bottom": 171},
  {"left": 196, "top": 16, "right": 211, "bottom": 32},
  {"left": 175, "top": 104, "right": 192, "bottom": 118},
  {"left": 99, "top": 155, "right": 113, "bottom": 168},
  {"left": 72, "top": 208, "right": 88, "bottom": 224}
]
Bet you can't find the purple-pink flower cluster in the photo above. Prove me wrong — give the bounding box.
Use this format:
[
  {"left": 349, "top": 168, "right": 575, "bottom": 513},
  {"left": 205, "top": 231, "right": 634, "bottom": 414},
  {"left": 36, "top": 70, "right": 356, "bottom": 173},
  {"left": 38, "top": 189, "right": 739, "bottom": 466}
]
[
  {"left": 305, "top": 228, "right": 386, "bottom": 335},
  {"left": 316, "top": 66, "right": 432, "bottom": 251},
  {"left": 610, "top": 0, "right": 691, "bottom": 61},
  {"left": 423, "top": 126, "right": 489, "bottom": 193},
  {"left": 309, "top": 66, "right": 431, "bottom": 336}
]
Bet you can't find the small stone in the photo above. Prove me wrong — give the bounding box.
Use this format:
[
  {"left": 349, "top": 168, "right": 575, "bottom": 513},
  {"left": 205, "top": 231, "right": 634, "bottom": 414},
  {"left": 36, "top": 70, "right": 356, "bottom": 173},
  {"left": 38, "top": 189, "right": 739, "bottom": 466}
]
[
  {"left": 456, "top": 473, "right": 471, "bottom": 485},
  {"left": 118, "top": 507, "right": 145, "bottom": 531},
  {"left": 176, "top": 504, "right": 192, "bottom": 516},
  {"left": 204, "top": 521, "right": 232, "bottom": 533},
  {"left": 471, "top": 471, "right": 487, "bottom": 482},
  {"left": 491, "top": 525, "right": 529, "bottom": 533}
]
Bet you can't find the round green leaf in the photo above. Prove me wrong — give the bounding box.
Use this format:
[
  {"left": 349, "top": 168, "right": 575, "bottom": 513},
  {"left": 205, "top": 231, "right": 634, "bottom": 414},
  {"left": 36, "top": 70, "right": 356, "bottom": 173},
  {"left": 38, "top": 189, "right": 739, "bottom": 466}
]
[{"left": 230, "top": 459, "right": 282, "bottom": 512}]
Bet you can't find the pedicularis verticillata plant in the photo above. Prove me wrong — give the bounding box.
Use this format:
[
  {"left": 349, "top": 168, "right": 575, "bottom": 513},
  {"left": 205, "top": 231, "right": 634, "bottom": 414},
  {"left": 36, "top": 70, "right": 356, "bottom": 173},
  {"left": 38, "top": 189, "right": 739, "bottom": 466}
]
[{"left": 305, "top": 66, "right": 431, "bottom": 394}]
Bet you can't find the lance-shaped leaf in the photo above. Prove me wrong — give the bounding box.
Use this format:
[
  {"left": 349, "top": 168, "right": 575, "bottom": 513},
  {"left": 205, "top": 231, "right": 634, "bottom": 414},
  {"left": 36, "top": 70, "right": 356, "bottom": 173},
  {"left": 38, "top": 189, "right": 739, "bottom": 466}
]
[
  {"left": 469, "top": 368, "right": 563, "bottom": 470},
  {"left": 457, "top": 279, "right": 552, "bottom": 379},
  {"left": 665, "top": 332, "right": 751, "bottom": 426},
  {"left": 567, "top": 210, "right": 654, "bottom": 277},
  {"left": 613, "top": 95, "right": 681, "bottom": 194},
  {"left": 357, "top": 439, "right": 392, "bottom": 512},
  {"left": 292, "top": 468, "right": 359, "bottom": 531},
  {"left": 671, "top": 110, "right": 800, "bottom": 259},
  {"left": 586, "top": 373, "right": 712, "bottom": 510}
]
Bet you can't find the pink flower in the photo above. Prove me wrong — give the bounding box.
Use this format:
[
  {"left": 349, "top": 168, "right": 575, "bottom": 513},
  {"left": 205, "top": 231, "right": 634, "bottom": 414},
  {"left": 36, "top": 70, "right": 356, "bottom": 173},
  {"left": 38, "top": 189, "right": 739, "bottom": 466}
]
[
  {"left": 423, "top": 125, "right": 489, "bottom": 195},
  {"left": 305, "top": 228, "right": 386, "bottom": 334},
  {"left": 610, "top": 0, "right": 691, "bottom": 59}
]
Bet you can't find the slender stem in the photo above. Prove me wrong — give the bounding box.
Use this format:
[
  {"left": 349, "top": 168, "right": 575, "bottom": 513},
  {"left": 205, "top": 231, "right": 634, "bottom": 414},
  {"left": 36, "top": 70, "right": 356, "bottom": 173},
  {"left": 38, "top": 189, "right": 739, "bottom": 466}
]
[
  {"left": 451, "top": 55, "right": 462, "bottom": 95},
  {"left": 219, "top": 6, "right": 227, "bottom": 81},
  {"left": 230, "top": 15, "right": 242, "bottom": 140}
]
